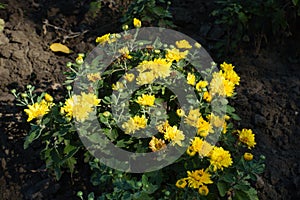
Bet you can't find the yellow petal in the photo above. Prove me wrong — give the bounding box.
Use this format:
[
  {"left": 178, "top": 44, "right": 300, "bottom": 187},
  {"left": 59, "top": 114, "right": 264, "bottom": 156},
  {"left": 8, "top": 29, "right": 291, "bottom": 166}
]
[{"left": 49, "top": 43, "right": 71, "bottom": 54}]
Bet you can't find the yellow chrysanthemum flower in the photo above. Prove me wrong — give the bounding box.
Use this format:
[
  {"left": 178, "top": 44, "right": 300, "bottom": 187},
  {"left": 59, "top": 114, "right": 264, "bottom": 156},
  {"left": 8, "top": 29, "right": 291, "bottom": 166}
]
[
  {"left": 187, "top": 137, "right": 213, "bottom": 157},
  {"left": 136, "top": 71, "right": 156, "bottom": 85},
  {"left": 24, "top": 99, "right": 50, "bottom": 122},
  {"left": 136, "top": 94, "right": 155, "bottom": 107},
  {"left": 198, "top": 185, "right": 209, "bottom": 196},
  {"left": 164, "top": 125, "right": 185, "bottom": 146},
  {"left": 112, "top": 82, "right": 124, "bottom": 91},
  {"left": 96, "top": 33, "right": 116, "bottom": 45},
  {"left": 185, "top": 109, "right": 201, "bottom": 127},
  {"left": 165, "top": 48, "right": 188, "bottom": 62},
  {"left": 124, "top": 73, "right": 135, "bottom": 82},
  {"left": 187, "top": 169, "right": 213, "bottom": 189},
  {"left": 187, "top": 73, "right": 196, "bottom": 86},
  {"left": 238, "top": 129, "right": 256, "bottom": 149},
  {"left": 176, "top": 109, "right": 185, "bottom": 117},
  {"left": 118, "top": 47, "right": 132, "bottom": 59},
  {"left": 149, "top": 136, "right": 166, "bottom": 152},
  {"left": 156, "top": 120, "right": 171, "bottom": 133},
  {"left": 122, "top": 115, "right": 148, "bottom": 134},
  {"left": 197, "top": 116, "right": 213, "bottom": 137},
  {"left": 209, "top": 147, "right": 233, "bottom": 171},
  {"left": 44, "top": 93, "right": 53, "bottom": 102},
  {"left": 222, "top": 70, "right": 240, "bottom": 86},
  {"left": 196, "top": 81, "right": 208, "bottom": 91},
  {"left": 203, "top": 91, "right": 212, "bottom": 102},
  {"left": 220, "top": 62, "right": 235, "bottom": 71},
  {"left": 244, "top": 152, "right": 254, "bottom": 161},
  {"left": 175, "top": 39, "right": 192, "bottom": 49},
  {"left": 210, "top": 71, "right": 235, "bottom": 97},
  {"left": 176, "top": 178, "right": 188, "bottom": 189},
  {"left": 60, "top": 93, "right": 100, "bottom": 122},
  {"left": 87, "top": 72, "right": 101, "bottom": 82},
  {"left": 133, "top": 18, "right": 142, "bottom": 28}
]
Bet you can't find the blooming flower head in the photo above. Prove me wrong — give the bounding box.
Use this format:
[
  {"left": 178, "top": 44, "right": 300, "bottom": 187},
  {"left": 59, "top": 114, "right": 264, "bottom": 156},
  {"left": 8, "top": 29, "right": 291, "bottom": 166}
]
[
  {"left": 196, "top": 81, "right": 208, "bottom": 92},
  {"left": 176, "top": 178, "right": 188, "bottom": 188},
  {"left": 133, "top": 18, "right": 141, "bottom": 28},
  {"left": 198, "top": 185, "right": 209, "bottom": 196},
  {"left": 112, "top": 82, "right": 124, "bottom": 91},
  {"left": 175, "top": 39, "right": 192, "bottom": 49},
  {"left": 197, "top": 116, "right": 213, "bottom": 137},
  {"left": 220, "top": 62, "right": 234, "bottom": 71},
  {"left": 76, "top": 55, "right": 84, "bottom": 65},
  {"left": 164, "top": 125, "right": 185, "bottom": 146},
  {"left": 244, "top": 152, "right": 254, "bottom": 161},
  {"left": 44, "top": 93, "right": 53, "bottom": 102},
  {"left": 203, "top": 91, "right": 212, "bottom": 102},
  {"left": 136, "top": 94, "right": 155, "bottom": 107},
  {"left": 157, "top": 120, "right": 171, "bottom": 133},
  {"left": 96, "top": 33, "right": 116, "bottom": 45},
  {"left": 60, "top": 92, "right": 100, "bottom": 122},
  {"left": 185, "top": 109, "right": 201, "bottom": 127},
  {"left": 222, "top": 69, "right": 240, "bottom": 85},
  {"left": 136, "top": 71, "right": 155, "bottom": 85},
  {"left": 118, "top": 47, "right": 132, "bottom": 59},
  {"left": 87, "top": 72, "right": 101, "bottom": 82},
  {"left": 124, "top": 73, "right": 135, "bottom": 82},
  {"left": 165, "top": 48, "right": 188, "bottom": 62},
  {"left": 210, "top": 71, "right": 235, "bottom": 97},
  {"left": 187, "top": 137, "right": 213, "bottom": 157},
  {"left": 209, "top": 147, "right": 233, "bottom": 171},
  {"left": 149, "top": 136, "right": 166, "bottom": 152},
  {"left": 122, "top": 115, "right": 147, "bottom": 134},
  {"left": 187, "top": 73, "right": 196, "bottom": 86},
  {"left": 187, "top": 169, "right": 213, "bottom": 189},
  {"left": 238, "top": 129, "right": 256, "bottom": 149},
  {"left": 24, "top": 99, "right": 50, "bottom": 122}
]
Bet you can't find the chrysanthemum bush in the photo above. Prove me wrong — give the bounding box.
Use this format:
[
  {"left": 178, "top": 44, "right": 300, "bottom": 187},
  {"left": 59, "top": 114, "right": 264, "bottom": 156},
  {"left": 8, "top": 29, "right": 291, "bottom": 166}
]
[{"left": 13, "top": 19, "right": 265, "bottom": 200}]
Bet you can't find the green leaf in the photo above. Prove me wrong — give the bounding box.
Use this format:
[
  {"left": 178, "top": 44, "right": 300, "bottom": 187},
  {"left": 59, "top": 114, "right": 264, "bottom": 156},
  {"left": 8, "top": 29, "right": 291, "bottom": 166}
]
[
  {"left": 217, "top": 181, "right": 230, "bottom": 197},
  {"left": 231, "top": 113, "right": 241, "bottom": 121},
  {"left": 292, "top": 0, "right": 299, "bottom": 6},
  {"left": 24, "top": 125, "right": 42, "bottom": 149}
]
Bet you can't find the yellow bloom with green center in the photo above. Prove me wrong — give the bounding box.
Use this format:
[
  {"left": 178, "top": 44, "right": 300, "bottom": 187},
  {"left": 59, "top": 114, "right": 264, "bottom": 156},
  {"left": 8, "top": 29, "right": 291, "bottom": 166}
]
[
  {"left": 60, "top": 92, "right": 100, "bottom": 122},
  {"left": 175, "top": 39, "right": 192, "bottom": 49},
  {"left": 176, "top": 178, "right": 188, "bottom": 188},
  {"left": 238, "top": 129, "right": 256, "bottom": 149},
  {"left": 244, "top": 152, "right": 254, "bottom": 161},
  {"left": 122, "top": 115, "right": 147, "bottom": 134},
  {"left": 149, "top": 136, "right": 166, "bottom": 152},
  {"left": 186, "top": 169, "right": 213, "bottom": 189},
  {"left": 24, "top": 99, "right": 50, "bottom": 122},
  {"left": 164, "top": 125, "right": 185, "bottom": 146},
  {"left": 133, "top": 18, "right": 141, "bottom": 28},
  {"left": 196, "top": 80, "right": 208, "bottom": 91},
  {"left": 165, "top": 48, "right": 188, "bottom": 62},
  {"left": 136, "top": 94, "right": 155, "bottom": 106},
  {"left": 198, "top": 185, "right": 209, "bottom": 196},
  {"left": 209, "top": 146, "right": 233, "bottom": 171},
  {"left": 187, "top": 73, "right": 196, "bottom": 86},
  {"left": 87, "top": 73, "right": 101, "bottom": 82},
  {"left": 176, "top": 109, "right": 185, "bottom": 117}
]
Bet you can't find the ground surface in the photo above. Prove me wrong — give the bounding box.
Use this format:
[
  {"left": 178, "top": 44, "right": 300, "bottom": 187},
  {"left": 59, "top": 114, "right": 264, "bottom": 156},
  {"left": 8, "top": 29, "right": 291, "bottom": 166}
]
[{"left": 0, "top": 0, "right": 300, "bottom": 199}]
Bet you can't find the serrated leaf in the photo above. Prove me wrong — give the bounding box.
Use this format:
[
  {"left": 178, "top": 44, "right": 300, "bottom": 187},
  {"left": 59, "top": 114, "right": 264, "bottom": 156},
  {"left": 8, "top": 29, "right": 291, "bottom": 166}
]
[
  {"left": 217, "top": 181, "right": 229, "bottom": 197},
  {"left": 50, "top": 43, "right": 72, "bottom": 54}
]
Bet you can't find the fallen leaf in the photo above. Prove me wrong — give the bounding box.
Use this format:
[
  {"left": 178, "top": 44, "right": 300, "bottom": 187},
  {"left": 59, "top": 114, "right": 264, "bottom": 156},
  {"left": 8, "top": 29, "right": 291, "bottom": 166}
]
[{"left": 49, "top": 43, "right": 71, "bottom": 54}]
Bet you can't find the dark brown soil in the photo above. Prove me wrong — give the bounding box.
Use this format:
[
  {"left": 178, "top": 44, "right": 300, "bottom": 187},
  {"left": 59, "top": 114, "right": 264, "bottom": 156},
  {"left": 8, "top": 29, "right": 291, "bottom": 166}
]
[{"left": 0, "top": 0, "right": 299, "bottom": 199}]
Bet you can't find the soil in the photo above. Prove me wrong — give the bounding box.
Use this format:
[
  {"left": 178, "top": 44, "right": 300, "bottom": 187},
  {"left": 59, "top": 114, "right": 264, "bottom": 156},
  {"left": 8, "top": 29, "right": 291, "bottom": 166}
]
[{"left": 0, "top": 0, "right": 300, "bottom": 199}]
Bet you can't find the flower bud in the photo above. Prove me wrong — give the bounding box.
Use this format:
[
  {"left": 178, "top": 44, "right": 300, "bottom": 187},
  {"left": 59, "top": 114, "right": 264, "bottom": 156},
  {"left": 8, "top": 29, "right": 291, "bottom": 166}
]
[
  {"left": 66, "top": 85, "right": 72, "bottom": 91},
  {"left": 66, "top": 62, "right": 72, "bottom": 67},
  {"left": 26, "top": 85, "right": 32, "bottom": 89},
  {"left": 21, "top": 93, "right": 28, "bottom": 98},
  {"left": 10, "top": 89, "right": 16, "bottom": 94},
  {"left": 122, "top": 24, "right": 129, "bottom": 31}
]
